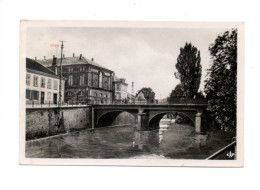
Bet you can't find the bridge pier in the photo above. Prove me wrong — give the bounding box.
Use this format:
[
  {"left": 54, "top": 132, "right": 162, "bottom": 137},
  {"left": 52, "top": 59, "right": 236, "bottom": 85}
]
[
  {"left": 137, "top": 109, "right": 149, "bottom": 131},
  {"left": 195, "top": 112, "right": 202, "bottom": 134}
]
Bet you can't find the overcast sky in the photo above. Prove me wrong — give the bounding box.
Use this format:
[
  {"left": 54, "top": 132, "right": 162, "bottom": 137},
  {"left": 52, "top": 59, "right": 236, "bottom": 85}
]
[{"left": 27, "top": 27, "right": 230, "bottom": 99}]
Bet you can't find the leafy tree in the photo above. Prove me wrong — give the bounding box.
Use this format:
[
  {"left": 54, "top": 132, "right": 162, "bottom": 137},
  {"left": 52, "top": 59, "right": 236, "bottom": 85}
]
[
  {"left": 167, "top": 84, "right": 184, "bottom": 103},
  {"left": 204, "top": 29, "right": 237, "bottom": 131},
  {"left": 167, "top": 84, "right": 205, "bottom": 103},
  {"left": 174, "top": 42, "right": 202, "bottom": 99},
  {"left": 137, "top": 87, "right": 155, "bottom": 103}
]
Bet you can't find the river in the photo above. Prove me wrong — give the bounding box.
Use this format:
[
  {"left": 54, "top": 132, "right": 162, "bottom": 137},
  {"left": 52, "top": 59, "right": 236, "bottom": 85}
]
[{"left": 25, "top": 119, "right": 235, "bottom": 159}]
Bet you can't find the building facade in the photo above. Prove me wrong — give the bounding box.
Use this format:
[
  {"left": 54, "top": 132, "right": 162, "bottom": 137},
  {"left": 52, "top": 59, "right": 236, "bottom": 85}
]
[
  {"left": 26, "top": 58, "right": 65, "bottom": 105},
  {"left": 38, "top": 54, "right": 114, "bottom": 104},
  {"left": 112, "top": 77, "right": 128, "bottom": 103}
]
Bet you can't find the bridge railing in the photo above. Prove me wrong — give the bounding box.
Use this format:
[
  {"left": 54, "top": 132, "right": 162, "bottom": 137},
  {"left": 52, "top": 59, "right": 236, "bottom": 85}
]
[
  {"left": 205, "top": 137, "right": 237, "bottom": 160},
  {"left": 26, "top": 99, "right": 207, "bottom": 108}
]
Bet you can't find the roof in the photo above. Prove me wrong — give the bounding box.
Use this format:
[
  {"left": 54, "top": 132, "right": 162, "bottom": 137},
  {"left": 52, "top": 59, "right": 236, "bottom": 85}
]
[
  {"left": 26, "top": 58, "right": 58, "bottom": 77},
  {"left": 37, "top": 56, "right": 113, "bottom": 72},
  {"left": 136, "top": 91, "right": 146, "bottom": 100},
  {"left": 113, "top": 76, "right": 128, "bottom": 85}
]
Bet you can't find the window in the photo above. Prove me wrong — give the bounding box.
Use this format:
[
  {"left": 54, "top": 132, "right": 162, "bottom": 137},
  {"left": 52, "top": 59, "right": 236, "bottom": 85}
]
[
  {"left": 67, "top": 91, "right": 72, "bottom": 96},
  {"left": 26, "top": 74, "right": 30, "bottom": 86},
  {"left": 32, "top": 90, "right": 39, "bottom": 100},
  {"left": 54, "top": 80, "right": 58, "bottom": 90},
  {"left": 103, "top": 77, "right": 108, "bottom": 89},
  {"left": 40, "top": 77, "right": 45, "bottom": 88},
  {"left": 26, "top": 89, "right": 31, "bottom": 99},
  {"left": 80, "top": 74, "right": 84, "bottom": 86},
  {"left": 116, "top": 84, "right": 120, "bottom": 91},
  {"left": 68, "top": 75, "right": 73, "bottom": 86},
  {"left": 93, "top": 73, "right": 98, "bottom": 87},
  {"left": 33, "top": 75, "right": 38, "bottom": 87},
  {"left": 47, "top": 79, "right": 52, "bottom": 89},
  {"left": 100, "top": 93, "right": 102, "bottom": 97}
]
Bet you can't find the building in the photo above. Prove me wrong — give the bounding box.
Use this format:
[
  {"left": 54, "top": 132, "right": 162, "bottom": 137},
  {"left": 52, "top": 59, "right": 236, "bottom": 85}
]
[
  {"left": 127, "top": 93, "right": 136, "bottom": 104},
  {"left": 26, "top": 58, "right": 65, "bottom": 105},
  {"left": 112, "top": 77, "right": 128, "bottom": 103},
  {"left": 135, "top": 91, "right": 147, "bottom": 103},
  {"left": 38, "top": 54, "right": 114, "bottom": 104}
]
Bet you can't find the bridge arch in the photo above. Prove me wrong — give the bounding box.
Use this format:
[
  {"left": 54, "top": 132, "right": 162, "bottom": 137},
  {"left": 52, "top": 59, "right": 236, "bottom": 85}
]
[
  {"left": 148, "top": 111, "right": 195, "bottom": 129},
  {"left": 97, "top": 110, "right": 137, "bottom": 127}
]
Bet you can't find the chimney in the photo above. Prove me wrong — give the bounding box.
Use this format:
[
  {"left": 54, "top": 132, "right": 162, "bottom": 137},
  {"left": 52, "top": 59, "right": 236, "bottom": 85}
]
[
  {"left": 52, "top": 56, "right": 57, "bottom": 66},
  {"left": 44, "top": 56, "right": 46, "bottom": 60},
  {"left": 79, "top": 54, "right": 82, "bottom": 60},
  {"left": 73, "top": 53, "right": 75, "bottom": 57},
  {"left": 35, "top": 57, "right": 37, "bottom": 60},
  {"left": 91, "top": 58, "right": 94, "bottom": 62}
]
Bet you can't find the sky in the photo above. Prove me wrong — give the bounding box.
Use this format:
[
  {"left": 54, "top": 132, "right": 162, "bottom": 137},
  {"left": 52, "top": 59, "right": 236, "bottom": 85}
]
[{"left": 26, "top": 27, "right": 230, "bottom": 99}]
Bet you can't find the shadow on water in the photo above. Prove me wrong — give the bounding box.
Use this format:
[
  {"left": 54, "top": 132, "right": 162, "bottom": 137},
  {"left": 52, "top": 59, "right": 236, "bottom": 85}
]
[{"left": 26, "top": 119, "right": 235, "bottom": 159}]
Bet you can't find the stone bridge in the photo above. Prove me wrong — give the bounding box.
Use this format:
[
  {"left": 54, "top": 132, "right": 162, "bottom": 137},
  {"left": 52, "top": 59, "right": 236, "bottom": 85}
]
[{"left": 91, "top": 103, "right": 207, "bottom": 134}]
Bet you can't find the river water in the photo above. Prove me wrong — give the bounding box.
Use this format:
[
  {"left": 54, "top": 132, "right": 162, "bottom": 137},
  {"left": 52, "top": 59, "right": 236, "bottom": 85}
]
[{"left": 25, "top": 119, "right": 234, "bottom": 159}]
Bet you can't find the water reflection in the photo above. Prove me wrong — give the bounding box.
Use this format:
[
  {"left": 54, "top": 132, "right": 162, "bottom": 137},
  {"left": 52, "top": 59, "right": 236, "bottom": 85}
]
[
  {"left": 133, "top": 118, "right": 174, "bottom": 151},
  {"left": 26, "top": 118, "right": 231, "bottom": 159},
  {"left": 159, "top": 118, "right": 175, "bottom": 143}
]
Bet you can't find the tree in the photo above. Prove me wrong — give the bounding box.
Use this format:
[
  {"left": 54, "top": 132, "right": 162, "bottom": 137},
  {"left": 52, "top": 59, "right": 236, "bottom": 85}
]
[
  {"left": 137, "top": 87, "right": 155, "bottom": 103},
  {"left": 167, "top": 85, "right": 205, "bottom": 103},
  {"left": 204, "top": 29, "right": 237, "bottom": 131},
  {"left": 167, "top": 84, "right": 184, "bottom": 103},
  {"left": 174, "top": 42, "right": 202, "bottom": 99}
]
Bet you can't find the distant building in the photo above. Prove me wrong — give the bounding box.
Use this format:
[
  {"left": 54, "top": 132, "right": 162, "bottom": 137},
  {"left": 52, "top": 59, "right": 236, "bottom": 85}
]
[
  {"left": 135, "top": 91, "right": 147, "bottom": 103},
  {"left": 38, "top": 54, "right": 114, "bottom": 104},
  {"left": 26, "top": 58, "right": 65, "bottom": 105},
  {"left": 127, "top": 93, "right": 136, "bottom": 103},
  {"left": 112, "top": 77, "right": 128, "bottom": 103}
]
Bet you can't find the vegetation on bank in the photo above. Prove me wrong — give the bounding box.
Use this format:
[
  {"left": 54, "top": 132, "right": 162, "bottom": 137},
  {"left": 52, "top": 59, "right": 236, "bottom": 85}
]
[
  {"left": 205, "top": 29, "right": 237, "bottom": 131},
  {"left": 167, "top": 29, "right": 237, "bottom": 131}
]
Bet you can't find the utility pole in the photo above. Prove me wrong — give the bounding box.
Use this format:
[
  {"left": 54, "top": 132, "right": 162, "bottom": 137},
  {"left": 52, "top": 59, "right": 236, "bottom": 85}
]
[{"left": 58, "top": 40, "right": 65, "bottom": 108}]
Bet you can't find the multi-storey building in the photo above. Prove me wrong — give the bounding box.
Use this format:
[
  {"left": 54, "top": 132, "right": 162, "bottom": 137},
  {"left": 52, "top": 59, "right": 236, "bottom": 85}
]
[
  {"left": 38, "top": 54, "right": 114, "bottom": 104},
  {"left": 112, "top": 77, "right": 128, "bottom": 103},
  {"left": 26, "top": 58, "right": 65, "bottom": 105}
]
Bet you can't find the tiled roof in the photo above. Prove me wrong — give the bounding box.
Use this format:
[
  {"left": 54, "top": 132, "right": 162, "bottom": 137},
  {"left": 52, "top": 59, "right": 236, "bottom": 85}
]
[
  {"left": 37, "top": 56, "right": 113, "bottom": 72},
  {"left": 26, "top": 58, "right": 58, "bottom": 77}
]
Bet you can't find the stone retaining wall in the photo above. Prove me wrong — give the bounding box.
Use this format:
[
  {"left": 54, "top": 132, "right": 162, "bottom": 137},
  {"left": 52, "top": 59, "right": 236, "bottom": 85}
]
[{"left": 26, "top": 107, "right": 136, "bottom": 140}]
